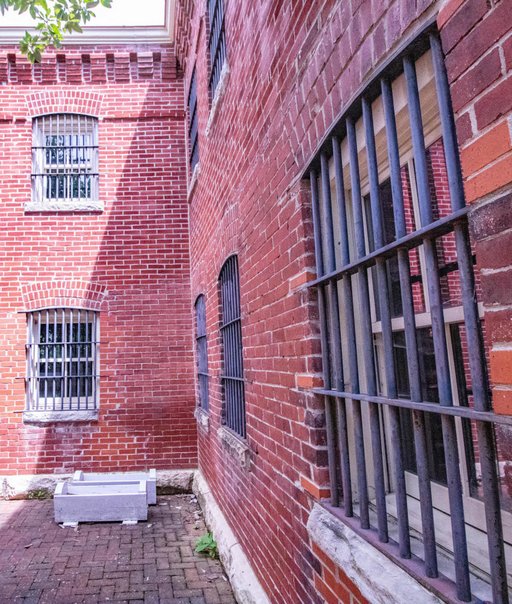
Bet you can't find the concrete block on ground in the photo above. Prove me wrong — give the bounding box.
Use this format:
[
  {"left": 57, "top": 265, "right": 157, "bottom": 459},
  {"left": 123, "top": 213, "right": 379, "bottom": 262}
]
[{"left": 54, "top": 480, "right": 148, "bottom": 524}]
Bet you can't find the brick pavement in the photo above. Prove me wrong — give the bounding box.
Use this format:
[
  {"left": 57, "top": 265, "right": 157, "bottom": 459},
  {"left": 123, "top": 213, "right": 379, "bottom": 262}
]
[{"left": 0, "top": 494, "right": 237, "bottom": 604}]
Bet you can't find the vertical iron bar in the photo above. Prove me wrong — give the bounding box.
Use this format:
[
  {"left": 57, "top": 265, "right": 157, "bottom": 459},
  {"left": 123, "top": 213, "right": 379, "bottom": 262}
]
[
  {"left": 44, "top": 309, "right": 49, "bottom": 411},
  {"left": 69, "top": 308, "right": 73, "bottom": 410},
  {"left": 52, "top": 308, "right": 57, "bottom": 410},
  {"left": 322, "top": 144, "right": 353, "bottom": 517},
  {"left": 381, "top": 76, "right": 438, "bottom": 576},
  {"left": 27, "top": 312, "right": 33, "bottom": 410},
  {"left": 347, "top": 117, "right": 388, "bottom": 542},
  {"left": 333, "top": 135, "right": 368, "bottom": 525},
  {"left": 38, "top": 311, "right": 42, "bottom": 410},
  {"left": 93, "top": 311, "right": 98, "bottom": 409},
  {"left": 363, "top": 96, "right": 410, "bottom": 557},
  {"left": 61, "top": 308, "right": 65, "bottom": 410},
  {"left": 321, "top": 151, "right": 345, "bottom": 508},
  {"left": 430, "top": 32, "right": 509, "bottom": 603},
  {"left": 310, "top": 169, "right": 338, "bottom": 504},
  {"left": 77, "top": 308, "right": 81, "bottom": 410},
  {"left": 404, "top": 54, "right": 471, "bottom": 601},
  {"left": 85, "top": 310, "right": 89, "bottom": 408}
]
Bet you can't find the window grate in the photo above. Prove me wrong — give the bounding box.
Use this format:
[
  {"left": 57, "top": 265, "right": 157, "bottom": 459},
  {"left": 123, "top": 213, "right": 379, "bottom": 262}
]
[
  {"left": 195, "top": 295, "right": 209, "bottom": 411},
  {"left": 219, "top": 255, "right": 245, "bottom": 438},
  {"left": 32, "top": 114, "right": 99, "bottom": 204},
  {"left": 306, "top": 30, "right": 510, "bottom": 604},
  {"left": 26, "top": 308, "right": 99, "bottom": 412},
  {"left": 207, "top": 0, "right": 226, "bottom": 98},
  {"left": 188, "top": 67, "right": 199, "bottom": 171}
]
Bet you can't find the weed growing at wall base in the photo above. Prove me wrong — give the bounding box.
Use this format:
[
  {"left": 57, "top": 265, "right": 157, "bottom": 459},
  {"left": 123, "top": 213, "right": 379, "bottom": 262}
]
[{"left": 195, "top": 532, "right": 218, "bottom": 559}]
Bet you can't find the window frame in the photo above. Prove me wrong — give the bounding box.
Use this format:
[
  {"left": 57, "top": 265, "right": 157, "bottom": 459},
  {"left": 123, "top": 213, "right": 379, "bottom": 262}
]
[
  {"left": 304, "top": 27, "right": 511, "bottom": 603},
  {"left": 28, "top": 113, "right": 101, "bottom": 212},
  {"left": 25, "top": 307, "right": 99, "bottom": 414},
  {"left": 187, "top": 66, "right": 200, "bottom": 173},
  {"left": 206, "top": 0, "right": 226, "bottom": 99},
  {"left": 219, "top": 254, "right": 246, "bottom": 439},
  {"left": 195, "top": 294, "right": 209, "bottom": 412}
]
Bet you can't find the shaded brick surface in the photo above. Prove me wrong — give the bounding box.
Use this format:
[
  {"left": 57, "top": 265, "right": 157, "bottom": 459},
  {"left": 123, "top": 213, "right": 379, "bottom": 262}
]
[{"left": 0, "top": 495, "right": 235, "bottom": 604}]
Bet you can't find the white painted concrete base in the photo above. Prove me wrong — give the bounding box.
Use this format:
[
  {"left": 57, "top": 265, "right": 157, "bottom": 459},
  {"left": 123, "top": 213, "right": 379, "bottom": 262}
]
[
  {"left": 1, "top": 469, "right": 195, "bottom": 500},
  {"left": 193, "top": 471, "right": 270, "bottom": 604},
  {"left": 307, "top": 504, "right": 443, "bottom": 604},
  {"left": 54, "top": 480, "right": 148, "bottom": 523}
]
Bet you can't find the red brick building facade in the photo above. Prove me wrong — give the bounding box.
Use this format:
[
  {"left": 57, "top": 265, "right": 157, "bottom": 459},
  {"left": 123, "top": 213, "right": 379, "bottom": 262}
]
[
  {"left": 1, "top": 0, "right": 512, "bottom": 602},
  {"left": 0, "top": 44, "right": 197, "bottom": 477},
  {"left": 176, "top": 0, "right": 512, "bottom": 602}
]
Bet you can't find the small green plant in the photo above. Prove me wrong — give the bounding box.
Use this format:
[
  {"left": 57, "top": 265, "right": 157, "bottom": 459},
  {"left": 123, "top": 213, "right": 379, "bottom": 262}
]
[
  {"left": 195, "top": 532, "right": 218, "bottom": 559},
  {"left": 27, "top": 488, "right": 52, "bottom": 500}
]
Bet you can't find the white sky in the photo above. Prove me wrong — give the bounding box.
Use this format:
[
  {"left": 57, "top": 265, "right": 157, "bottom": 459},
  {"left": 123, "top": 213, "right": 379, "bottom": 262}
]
[{"left": 0, "top": 0, "right": 167, "bottom": 27}]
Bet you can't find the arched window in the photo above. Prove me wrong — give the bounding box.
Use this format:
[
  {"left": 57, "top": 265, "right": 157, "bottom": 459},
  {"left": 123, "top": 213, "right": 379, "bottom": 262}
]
[
  {"left": 32, "top": 113, "right": 99, "bottom": 204},
  {"left": 219, "top": 255, "right": 245, "bottom": 438},
  {"left": 194, "top": 294, "right": 209, "bottom": 411}
]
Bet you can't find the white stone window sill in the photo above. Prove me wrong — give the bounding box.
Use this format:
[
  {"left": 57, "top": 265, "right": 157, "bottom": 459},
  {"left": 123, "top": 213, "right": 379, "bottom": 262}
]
[
  {"left": 205, "top": 61, "right": 230, "bottom": 138},
  {"left": 307, "top": 503, "right": 443, "bottom": 604},
  {"left": 194, "top": 406, "right": 210, "bottom": 432},
  {"left": 24, "top": 200, "right": 104, "bottom": 213},
  {"left": 217, "top": 425, "right": 251, "bottom": 469},
  {"left": 23, "top": 409, "right": 99, "bottom": 424}
]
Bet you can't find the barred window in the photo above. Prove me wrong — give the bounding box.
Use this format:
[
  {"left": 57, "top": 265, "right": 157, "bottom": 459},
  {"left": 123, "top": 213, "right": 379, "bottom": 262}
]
[
  {"left": 307, "top": 30, "right": 511, "bottom": 602},
  {"left": 32, "top": 114, "right": 99, "bottom": 204},
  {"left": 26, "top": 309, "right": 99, "bottom": 412},
  {"left": 219, "top": 255, "right": 245, "bottom": 438},
  {"left": 207, "top": 0, "right": 226, "bottom": 98},
  {"left": 188, "top": 67, "right": 199, "bottom": 171},
  {"left": 195, "top": 294, "right": 209, "bottom": 411}
]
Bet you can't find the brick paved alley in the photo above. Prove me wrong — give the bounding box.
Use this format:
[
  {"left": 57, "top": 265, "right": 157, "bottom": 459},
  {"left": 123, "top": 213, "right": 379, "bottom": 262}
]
[{"left": 0, "top": 494, "right": 236, "bottom": 604}]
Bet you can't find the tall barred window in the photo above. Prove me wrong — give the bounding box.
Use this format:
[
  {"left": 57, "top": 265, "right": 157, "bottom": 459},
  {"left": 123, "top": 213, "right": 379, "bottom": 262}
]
[
  {"left": 306, "top": 29, "right": 511, "bottom": 602},
  {"left": 195, "top": 295, "right": 209, "bottom": 411},
  {"left": 219, "top": 255, "right": 245, "bottom": 438},
  {"left": 188, "top": 67, "right": 199, "bottom": 171},
  {"left": 26, "top": 308, "right": 99, "bottom": 412},
  {"left": 32, "top": 114, "right": 99, "bottom": 204},
  {"left": 207, "top": 0, "right": 226, "bottom": 98}
]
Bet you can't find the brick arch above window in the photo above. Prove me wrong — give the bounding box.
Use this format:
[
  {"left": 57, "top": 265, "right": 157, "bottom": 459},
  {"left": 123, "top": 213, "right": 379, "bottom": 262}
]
[
  {"left": 20, "top": 280, "right": 108, "bottom": 313},
  {"left": 25, "top": 90, "right": 104, "bottom": 119}
]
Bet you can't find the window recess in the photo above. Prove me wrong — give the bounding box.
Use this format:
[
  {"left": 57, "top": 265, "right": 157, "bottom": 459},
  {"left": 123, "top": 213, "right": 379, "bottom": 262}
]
[
  {"left": 188, "top": 66, "right": 200, "bottom": 172},
  {"left": 305, "top": 28, "right": 511, "bottom": 604},
  {"left": 195, "top": 294, "right": 209, "bottom": 412},
  {"left": 219, "top": 255, "right": 246, "bottom": 439},
  {"left": 26, "top": 308, "right": 99, "bottom": 413},
  {"left": 31, "top": 113, "right": 99, "bottom": 205},
  {"left": 207, "top": 0, "right": 226, "bottom": 99}
]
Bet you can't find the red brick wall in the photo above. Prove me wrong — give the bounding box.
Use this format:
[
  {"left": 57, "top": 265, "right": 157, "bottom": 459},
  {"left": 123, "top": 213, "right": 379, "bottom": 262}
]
[
  {"left": 0, "top": 45, "right": 197, "bottom": 475},
  {"left": 177, "top": 0, "right": 512, "bottom": 601},
  {"left": 440, "top": 0, "right": 512, "bottom": 419}
]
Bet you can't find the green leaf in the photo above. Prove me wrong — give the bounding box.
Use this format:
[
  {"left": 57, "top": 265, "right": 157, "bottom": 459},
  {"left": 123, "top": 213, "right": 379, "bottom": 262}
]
[
  {"left": 1, "top": 0, "right": 113, "bottom": 62},
  {"left": 194, "top": 533, "right": 218, "bottom": 559}
]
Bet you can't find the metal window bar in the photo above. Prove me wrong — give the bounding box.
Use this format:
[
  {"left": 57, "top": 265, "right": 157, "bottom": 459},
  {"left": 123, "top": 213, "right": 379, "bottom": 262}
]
[
  {"left": 305, "top": 29, "right": 509, "bottom": 604},
  {"left": 188, "top": 67, "right": 200, "bottom": 171},
  {"left": 219, "top": 255, "right": 246, "bottom": 438},
  {"left": 25, "top": 308, "right": 98, "bottom": 412},
  {"left": 32, "top": 114, "right": 99, "bottom": 204},
  {"left": 195, "top": 295, "right": 209, "bottom": 411},
  {"left": 207, "top": 0, "right": 226, "bottom": 97}
]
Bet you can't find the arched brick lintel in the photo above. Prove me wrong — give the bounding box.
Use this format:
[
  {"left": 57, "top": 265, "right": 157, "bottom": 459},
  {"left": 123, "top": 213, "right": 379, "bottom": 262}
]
[
  {"left": 20, "top": 280, "right": 108, "bottom": 312},
  {"left": 25, "top": 90, "right": 104, "bottom": 118}
]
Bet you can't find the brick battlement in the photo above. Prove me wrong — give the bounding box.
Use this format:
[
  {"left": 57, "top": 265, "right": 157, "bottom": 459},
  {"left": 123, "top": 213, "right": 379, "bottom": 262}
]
[{"left": 0, "top": 45, "right": 178, "bottom": 86}]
